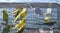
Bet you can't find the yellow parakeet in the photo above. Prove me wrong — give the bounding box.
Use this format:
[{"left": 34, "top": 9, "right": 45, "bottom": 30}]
[{"left": 14, "top": 8, "right": 27, "bottom": 23}]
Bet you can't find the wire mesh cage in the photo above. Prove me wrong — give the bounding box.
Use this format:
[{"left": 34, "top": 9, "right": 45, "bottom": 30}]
[{"left": 0, "top": 3, "right": 60, "bottom": 33}]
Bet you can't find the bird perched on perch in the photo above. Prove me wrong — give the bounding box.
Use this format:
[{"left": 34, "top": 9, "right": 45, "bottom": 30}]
[{"left": 44, "top": 8, "right": 57, "bottom": 25}]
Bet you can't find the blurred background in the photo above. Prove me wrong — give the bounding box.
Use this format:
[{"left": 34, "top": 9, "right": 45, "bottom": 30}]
[{"left": 0, "top": 0, "right": 60, "bottom": 33}]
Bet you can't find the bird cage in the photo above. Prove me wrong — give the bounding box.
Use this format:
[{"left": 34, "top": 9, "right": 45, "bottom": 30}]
[{"left": 0, "top": 1, "right": 60, "bottom": 33}]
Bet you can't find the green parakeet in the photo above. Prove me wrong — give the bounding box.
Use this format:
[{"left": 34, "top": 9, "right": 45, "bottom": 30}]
[{"left": 2, "top": 10, "right": 8, "bottom": 24}]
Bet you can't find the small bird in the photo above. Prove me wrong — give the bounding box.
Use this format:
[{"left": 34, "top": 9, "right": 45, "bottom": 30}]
[{"left": 14, "top": 8, "right": 27, "bottom": 23}]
